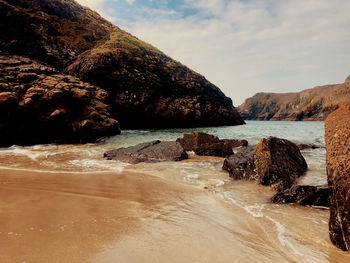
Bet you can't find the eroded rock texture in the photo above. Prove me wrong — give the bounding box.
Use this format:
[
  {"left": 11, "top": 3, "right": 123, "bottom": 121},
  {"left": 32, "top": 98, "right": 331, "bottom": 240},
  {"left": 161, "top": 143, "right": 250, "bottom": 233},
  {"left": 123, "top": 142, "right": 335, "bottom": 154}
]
[
  {"left": 325, "top": 104, "right": 350, "bottom": 251},
  {"left": 0, "top": 52, "right": 120, "bottom": 146}
]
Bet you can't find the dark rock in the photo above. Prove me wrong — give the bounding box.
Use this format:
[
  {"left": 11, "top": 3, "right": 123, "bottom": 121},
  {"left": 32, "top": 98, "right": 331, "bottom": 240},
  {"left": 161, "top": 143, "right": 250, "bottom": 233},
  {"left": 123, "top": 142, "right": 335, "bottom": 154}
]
[
  {"left": 176, "top": 132, "right": 233, "bottom": 157},
  {"left": 104, "top": 140, "right": 188, "bottom": 164},
  {"left": 254, "top": 137, "right": 308, "bottom": 191},
  {"left": 325, "top": 104, "right": 350, "bottom": 251},
  {"left": 0, "top": 52, "right": 120, "bottom": 146},
  {"left": 297, "top": 143, "right": 322, "bottom": 150},
  {"left": 0, "top": 0, "right": 245, "bottom": 129},
  {"left": 272, "top": 185, "right": 329, "bottom": 207},
  {"left": 222, "top": 147, "right": 256, "bottom": 180}
]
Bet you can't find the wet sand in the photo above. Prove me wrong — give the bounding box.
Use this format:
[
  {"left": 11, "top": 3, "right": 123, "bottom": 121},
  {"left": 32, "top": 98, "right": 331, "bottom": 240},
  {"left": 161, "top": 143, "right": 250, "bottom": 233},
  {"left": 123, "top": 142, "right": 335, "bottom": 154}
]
[
  {"left": 0, "top": 168, "right": 197, "bottom": 262},
  {"left": 1, "top": 166, "right": 350, "bottom": 263}
]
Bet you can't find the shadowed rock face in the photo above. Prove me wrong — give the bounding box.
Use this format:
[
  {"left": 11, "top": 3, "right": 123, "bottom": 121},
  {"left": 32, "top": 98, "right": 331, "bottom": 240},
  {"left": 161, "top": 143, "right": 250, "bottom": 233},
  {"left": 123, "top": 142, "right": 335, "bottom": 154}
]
[
  {"left": 272, "top": 185, "right": 329, "bottom": 207},
  {"left": 104, "top": 140, "right": 188, "bottom": 164},
  {"left": 325, "top": 104, "right": 350, "bottom": 251},
  {"left": 254, "top": 137, "right": 308, "bottom": 191},
  {"left": 222, "top": 147, "right": 256, "bottom": 180},
  {"left": 0, "top": 0, "right": 244, "bottom": 131},
  {"left": 0, "top": 52, "right": 120, "bottom": 146},
  {"left": 238, "top": 77, "right": 350, "bottom": 121}
]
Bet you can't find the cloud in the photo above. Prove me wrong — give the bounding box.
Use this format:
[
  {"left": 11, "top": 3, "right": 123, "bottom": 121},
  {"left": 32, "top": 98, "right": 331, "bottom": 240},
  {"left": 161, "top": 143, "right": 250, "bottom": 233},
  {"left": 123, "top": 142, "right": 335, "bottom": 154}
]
[
  {"left": 126, "top": 0, "right": 135, "bottom": 4},
  {"left": 123, "top": 0, "right": 350, "bottom": 105}
]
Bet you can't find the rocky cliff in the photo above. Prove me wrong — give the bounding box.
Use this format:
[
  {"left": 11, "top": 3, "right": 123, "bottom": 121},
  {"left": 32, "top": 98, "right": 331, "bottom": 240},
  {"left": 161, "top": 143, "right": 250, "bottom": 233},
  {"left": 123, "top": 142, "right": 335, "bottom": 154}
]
[
  {"left": 0, "top": 0, "right": 244, "bottom": 138},
  {"left": 238, "top": 76, "right": 350, "bottom": 121},
  {"left": 325, "top": 104, "right": 350, "bottom": 251},
  {"left": 0, "top": 52, "right": 120, "bottom": 146}
]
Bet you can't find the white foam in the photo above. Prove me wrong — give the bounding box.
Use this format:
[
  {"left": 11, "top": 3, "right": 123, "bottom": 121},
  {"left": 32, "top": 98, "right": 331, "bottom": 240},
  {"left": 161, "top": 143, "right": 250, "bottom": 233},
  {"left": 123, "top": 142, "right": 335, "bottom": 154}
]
[
  {"left": 0, "top": 146, "right": 46, "bottom": 161},
  {"left": 266, "top": 216, "right": 303, "bottom": 256},
  {"left": 244, "top": 204, "right": 265, "bottom": 218}
]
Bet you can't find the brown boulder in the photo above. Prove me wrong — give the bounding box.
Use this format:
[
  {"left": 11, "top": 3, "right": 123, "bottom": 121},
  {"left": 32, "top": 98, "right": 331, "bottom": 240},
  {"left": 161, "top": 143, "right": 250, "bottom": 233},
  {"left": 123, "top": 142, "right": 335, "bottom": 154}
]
[
  {"left": 0, "top": 52, "right": 120, "bottom": 146},
  {"left": 272, "top": 185, "right": 329, "bottom": 207},
  {"left": 176, "top": 132, "right": 234, "bottom": 157},
  {"left": 104, "top": 140, "right": 188, "bottom": 164},
  {"left": 325, "top": 104, "right": 350, "bottom": 251},
  {"left": 254, "top": 137, "right": 308, "bottom": 191}
]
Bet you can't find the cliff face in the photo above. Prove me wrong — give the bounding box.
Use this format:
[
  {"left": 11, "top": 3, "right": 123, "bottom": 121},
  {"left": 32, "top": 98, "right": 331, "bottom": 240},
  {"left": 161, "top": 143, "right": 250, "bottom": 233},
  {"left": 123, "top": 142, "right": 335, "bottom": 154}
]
[
  {"left": 325, "top": 104, "right": 350, "bottom": 251},
  {"left": 0, "top": 52, "right": 120, "bottom": 146},
  {"left": 0, "top": 0, "right": 244, "bottom": 134},
  {"left": 238, "top": 77, "right": 350, "bottom": 121}
]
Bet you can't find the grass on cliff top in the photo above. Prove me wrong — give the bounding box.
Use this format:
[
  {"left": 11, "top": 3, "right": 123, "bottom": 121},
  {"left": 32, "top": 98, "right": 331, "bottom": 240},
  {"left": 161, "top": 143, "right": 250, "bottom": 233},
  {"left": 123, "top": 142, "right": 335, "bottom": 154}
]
[{"left": 92, "top": 30, "right": 165, "bottom": 58}]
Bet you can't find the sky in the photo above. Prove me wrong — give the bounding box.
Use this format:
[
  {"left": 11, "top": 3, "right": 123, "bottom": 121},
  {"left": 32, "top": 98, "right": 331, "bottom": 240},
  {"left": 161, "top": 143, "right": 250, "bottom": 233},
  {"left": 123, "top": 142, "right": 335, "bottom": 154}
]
[{"left": 76, "top": 0, "right": 350, "bottom": 106}]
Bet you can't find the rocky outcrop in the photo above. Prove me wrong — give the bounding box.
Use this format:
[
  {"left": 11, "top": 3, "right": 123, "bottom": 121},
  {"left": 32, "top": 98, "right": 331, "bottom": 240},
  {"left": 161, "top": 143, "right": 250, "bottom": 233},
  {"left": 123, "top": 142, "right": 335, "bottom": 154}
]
[
  {"left": 0, "top": 52, "right": 120, "bottom": 146},
  {"left": 223, "top": 137, "right": 307, "bottom": 191},
  {"left": 272, "top": 185, "right": 329, "bottom": 207},
  {"left": 254, "top": 137, "right": 308, "bottom": 191},
  {"left": 238, "top": 77, "right": 350, "bottom": 121},
  {"left": 104, "top": 140, "right": 188, "bottom": 164},
  {"left": 325, "top": 104, "right": 350, "bottom": 251},
  {"left": 0, "top": 0, "right": 244, "bottom": 131},
  {"left": 176, "top": 132, "right": 247, "bottom": 157}
]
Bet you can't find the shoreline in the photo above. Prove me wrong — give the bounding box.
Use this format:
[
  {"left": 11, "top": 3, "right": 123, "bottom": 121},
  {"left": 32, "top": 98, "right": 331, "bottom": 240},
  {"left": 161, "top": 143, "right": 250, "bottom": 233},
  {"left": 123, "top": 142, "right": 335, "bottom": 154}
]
[{"left": 1, "top": 166, "right": 350, "bottom": 262}]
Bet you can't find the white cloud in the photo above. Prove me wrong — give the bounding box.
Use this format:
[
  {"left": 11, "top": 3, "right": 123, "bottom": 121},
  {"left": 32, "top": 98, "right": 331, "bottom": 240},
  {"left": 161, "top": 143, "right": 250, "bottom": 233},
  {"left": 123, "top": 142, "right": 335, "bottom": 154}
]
[
  {"left": 125, "top": 0, "right": 350, "bottom": 105},
  {"left": 126, "top": 0, "right": 135, "bottom": 4}
]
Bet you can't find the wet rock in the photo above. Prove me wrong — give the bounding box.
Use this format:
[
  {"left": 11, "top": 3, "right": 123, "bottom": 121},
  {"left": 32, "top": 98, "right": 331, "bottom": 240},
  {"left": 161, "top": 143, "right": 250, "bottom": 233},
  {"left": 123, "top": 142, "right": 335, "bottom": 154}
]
[
  {"left": 0, "top": 52, "right": 120, "bottom": 146},
  {"left": 104, "top": 140, "right": 188, "bottom": 164},
  {"left": 325, "top": 104, "right": 350, "bottom": 251},
  {"left": 272, "top": 185, "right": 329, "bottom": 207},
  {"left": 176, "top": 132, "right": 234, "bottom": 157},
  {"left": 221, "top": 139, "right": 248, "bottom": 148},
  {"left": 254, "top": 137, "right": 308, "bottom": 191},
  {"left": 222, "top": 147, "right": 256, "bottom": 180}
]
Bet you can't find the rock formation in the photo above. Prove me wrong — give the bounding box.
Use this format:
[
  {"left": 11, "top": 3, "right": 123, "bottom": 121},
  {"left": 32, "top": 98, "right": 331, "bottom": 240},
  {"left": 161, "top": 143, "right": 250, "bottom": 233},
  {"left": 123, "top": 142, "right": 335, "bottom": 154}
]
[
  {"left": 104, "top": 140, "right": 188, "bottom": 164},
  {"left": 223, "top": 137, "right": 308, "bottom": 191},
  {"left": 177, "top": 132, "right": 247, "bottom": 157},
  {"left": 254, "top": 137, "right": 308, "bottom": 191},
  {"left": 0, "top": 0, "right": 244, "bottom": 138},
  {"left": 238, "top": 76, "right": 350, "bottom": 121},
  {"left": 0, "top": 52, "right": 120, "bottom": 146},
  {"left": 325, "top": 104, "right": 350, "bottom": 251}
]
